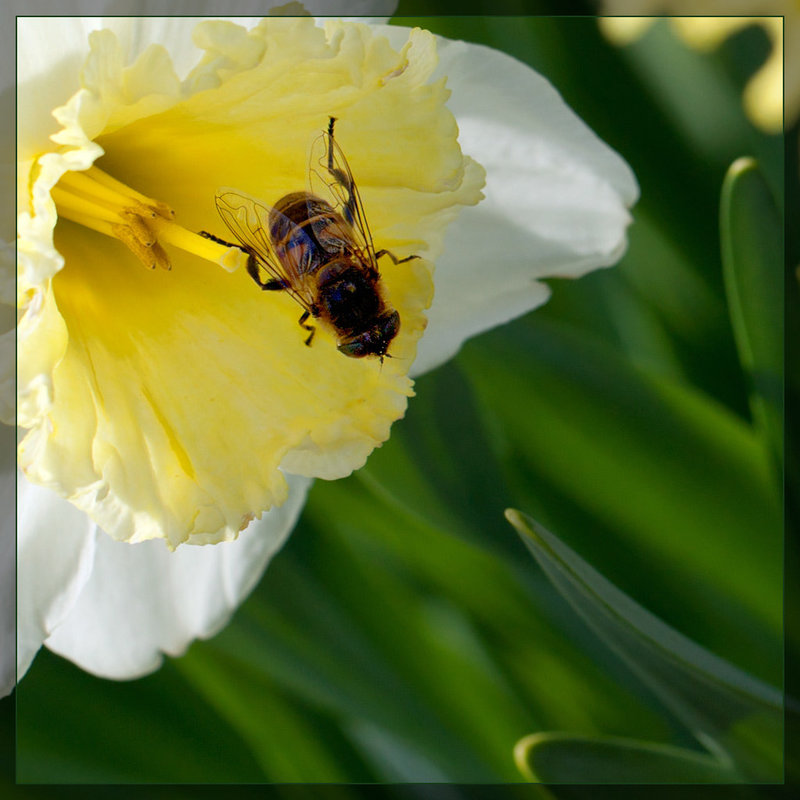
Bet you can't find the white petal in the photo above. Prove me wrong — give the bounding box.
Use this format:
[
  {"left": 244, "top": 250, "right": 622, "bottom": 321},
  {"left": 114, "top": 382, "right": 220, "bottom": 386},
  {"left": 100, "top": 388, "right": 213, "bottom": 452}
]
[
  {"left": 17, "top": 474, "right": 98, "bottom": 681},
  {"left": 0, "top": 424, "right": 15, "bottom": 695},
  {"left": 17, "top": 18, "right": 107, "bottom": 185},
  {"left": 44, "top": 474, "right": 311, "bottom": 679},
  {"left": 0, "top": 241, "right": 13, "bottom": 427},
  {"left": 379, "top": 31, "right": 640, "bottom": 376}
]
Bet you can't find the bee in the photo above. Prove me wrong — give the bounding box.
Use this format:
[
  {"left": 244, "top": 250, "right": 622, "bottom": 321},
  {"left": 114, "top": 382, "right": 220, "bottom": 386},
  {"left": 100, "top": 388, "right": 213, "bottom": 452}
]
[{"left": 202, "top": 117, "right": 416, "bottom": 360}]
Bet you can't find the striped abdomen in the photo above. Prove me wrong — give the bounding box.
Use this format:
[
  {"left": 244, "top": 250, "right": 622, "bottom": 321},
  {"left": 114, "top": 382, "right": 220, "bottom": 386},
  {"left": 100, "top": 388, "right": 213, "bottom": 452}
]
[{"left": 268, "top": 191, "right": 355, "bottom": 275}]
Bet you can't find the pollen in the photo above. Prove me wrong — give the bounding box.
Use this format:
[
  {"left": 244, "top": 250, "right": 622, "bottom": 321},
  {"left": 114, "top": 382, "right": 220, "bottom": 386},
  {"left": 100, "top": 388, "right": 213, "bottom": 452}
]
[{"left": 52, "top": 166, "right": 249, "bottom": 273}]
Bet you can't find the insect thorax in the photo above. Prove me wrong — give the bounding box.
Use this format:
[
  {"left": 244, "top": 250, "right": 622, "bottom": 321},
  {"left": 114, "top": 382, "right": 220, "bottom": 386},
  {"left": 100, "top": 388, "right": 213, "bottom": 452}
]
[
  {"left": 270, "top": 192, "right": 333, "bottom": 231},
  {"left": 316, "top": 263, "right": 383, "bottom": 332},
  {"left": 271, "top": 191, "right": 355, "bottom": 268}
]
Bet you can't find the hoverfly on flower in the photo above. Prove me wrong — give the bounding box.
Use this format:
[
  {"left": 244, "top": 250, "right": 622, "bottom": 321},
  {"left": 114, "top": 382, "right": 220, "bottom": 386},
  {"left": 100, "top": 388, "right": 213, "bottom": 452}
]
[{"left": 203, "top": 117, "right": 416, "bottom": 361}]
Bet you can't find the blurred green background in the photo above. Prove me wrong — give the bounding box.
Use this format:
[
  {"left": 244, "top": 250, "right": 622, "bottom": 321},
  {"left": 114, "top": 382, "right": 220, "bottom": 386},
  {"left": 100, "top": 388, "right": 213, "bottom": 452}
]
[{"left": 6, "top": 8, "right": 792, "bottom": 791}]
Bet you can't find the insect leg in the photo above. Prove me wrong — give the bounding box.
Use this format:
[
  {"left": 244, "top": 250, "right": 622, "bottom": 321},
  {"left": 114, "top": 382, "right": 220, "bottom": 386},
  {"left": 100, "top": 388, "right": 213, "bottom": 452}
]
[
  {"left": 200, "top": 230, "right": 244, "bottom": 248},
  {"left": 326, "top": 117, "right": 337, "bottom": 172},
  {"left": 374, "top": 249, "right": 420, "bottom": 265},
  {"left": 247, "top": 257, "right": 287, "bottom": 292},
  {"left": 238, "top": 249, "right": 286, "bottom": 291},
  {"left": 325, "top": 117, "right": 358, "bottom": 227},
  {"left": 199, "top": 230, "right": 284, "bottom": 289},
  {"left": 200, "top": 231, "right": 286, "bottom": 292},
  {"left": 298, "top": 310, "right": 316, "bottom": 346}
]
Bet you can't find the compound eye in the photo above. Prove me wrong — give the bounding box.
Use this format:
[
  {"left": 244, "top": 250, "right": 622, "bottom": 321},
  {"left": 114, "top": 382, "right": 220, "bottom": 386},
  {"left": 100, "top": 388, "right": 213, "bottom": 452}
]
[
  {"left": 380, "top": 311, "right": 400, "bottom": 340},
  {"left": 337, "top": 338, "right": 368, "bottom": 358}
]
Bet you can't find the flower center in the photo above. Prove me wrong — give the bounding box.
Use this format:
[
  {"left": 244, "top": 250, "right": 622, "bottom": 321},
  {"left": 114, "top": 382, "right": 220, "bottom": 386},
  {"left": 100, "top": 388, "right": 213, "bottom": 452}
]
[{"left": 51, "top": 166, "right": 248, "bottom": 273}]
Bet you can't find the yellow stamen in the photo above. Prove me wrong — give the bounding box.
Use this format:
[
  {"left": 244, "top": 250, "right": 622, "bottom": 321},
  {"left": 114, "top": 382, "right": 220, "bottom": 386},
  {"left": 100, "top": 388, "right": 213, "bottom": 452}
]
[
  {"left": 50, "top": 184, "right": 120, "bottom": 223},
  {"left": 55, "top": 205, "right": 116, "bottom": 238},
  {"left": 148, "top": 216, "right": 245, "bottom": 272},
  {"left": 52, "top": 166, "right": 249, "bottom": 273},
  {"left": 59, "top": 168, "right": 136, "bottom": 210},
  {"left": 87, "top": 165, "right": 164, "bottom": 208},
  {"left": 111, "top": 223, "right": 169, "bottom": 270},
  {"left": 120, "top": 209, "right": 157, "bottom": 247}
]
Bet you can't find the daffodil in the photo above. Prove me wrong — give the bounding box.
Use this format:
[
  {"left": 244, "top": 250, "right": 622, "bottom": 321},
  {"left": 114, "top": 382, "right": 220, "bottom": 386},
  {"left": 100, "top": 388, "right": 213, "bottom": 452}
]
[
  {"left": 8, "top": 16, "right": 638, "bottom": 693},
  {"left": 598, "top": 3, "right": 793, "bottom": 133}
]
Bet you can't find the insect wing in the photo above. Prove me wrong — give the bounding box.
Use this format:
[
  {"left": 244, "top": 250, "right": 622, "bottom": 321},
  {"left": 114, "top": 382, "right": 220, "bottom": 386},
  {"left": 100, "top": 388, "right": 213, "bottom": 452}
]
[
  {"left": 308, "top": 127, "right": 378, "bottom": 266},
  {"left": 215, "top": 189, "right": 316, "bottom": 309}
]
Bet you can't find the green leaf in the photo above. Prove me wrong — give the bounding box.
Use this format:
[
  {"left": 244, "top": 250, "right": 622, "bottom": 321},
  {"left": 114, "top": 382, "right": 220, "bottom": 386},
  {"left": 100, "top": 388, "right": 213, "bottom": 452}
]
[
  {"left": 507, "top": 509, "right": 783, "bottom": 782},
  {"left": 198, "top": 512, "right": 512, "bottom": 783},
  {"left": 360, "top": 362, "right": 517, "bottom": 558},
  {"left": 720, "top": 157, "right": 783, "bottom": 463},
  {"left": 515, "top": 732, "right": 738, "bottom": 784},
  {"left": 16, "top": 651, "right": 267, "bottom": 783},
  {"left": 0, "top": 694, "right": 13, "bottom": 790},
  {"left": 461, "top": 320, "right": 781, "bottom": 685},
  {"left": 174, "top": 644, "right": 353, "bottom": 783}
]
